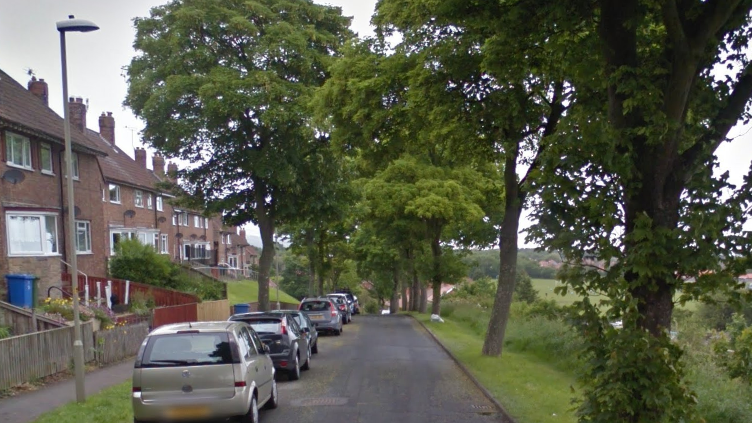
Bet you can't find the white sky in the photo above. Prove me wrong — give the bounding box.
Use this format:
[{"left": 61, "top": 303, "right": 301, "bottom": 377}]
[{"left": 1, "top": 1, "right": 749, "bottom": 246}]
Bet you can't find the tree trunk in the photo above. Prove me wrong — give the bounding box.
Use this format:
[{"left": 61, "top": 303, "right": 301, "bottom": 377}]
[
  {"left": 429, "top": 222, "right": 443, "bottom": 315},
  {"left": 419, "top": 284, "right": 428, "bottom": 313},
  {"left": 401, "top": 279, "right": 408, "bottom": 311},
  {"left": 256, "top": 212, "right": 275, "bottom": 312},
  {"left": 390, "top": 265, "right": 400, "bottom": 314},
  {"left": 316, "top": 232, "right": 325, "bottom": 296},
  {"left": 408, "top": 248, "right": 420, "bottom": 311},
  {"left": 305, "top": 231, "right": 315, "bottom": 297},
  {"left": 483, "top": 144, "right": 523, "bottom": 356}
]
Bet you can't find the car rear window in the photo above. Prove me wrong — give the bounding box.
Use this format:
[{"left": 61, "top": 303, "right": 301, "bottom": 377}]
[
  {"left": 141, "top": 333, "right": 232, "bottom": 367},
  {"left": 301, "top": 301, "right": 330, "bottom": 311},
  {"left": 244, "top": 319, "right": 282, "bottom": 334}
]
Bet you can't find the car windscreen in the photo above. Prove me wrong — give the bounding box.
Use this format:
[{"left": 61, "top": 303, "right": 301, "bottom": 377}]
[
  {"left": 243, "top": 319, "right": 282, "bottom": 334},
  {"left": 141, "top": 333, "right": 232, "bottom": 367},
  {"left": 301, "top": 301, "right": 331, "bottom": 311}
]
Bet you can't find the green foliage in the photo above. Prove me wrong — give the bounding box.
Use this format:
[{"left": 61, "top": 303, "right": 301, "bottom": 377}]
[
  {"left": 128, "top": 291, "right": 155, "bottom": 317},
  {"left": 513, "top": 269, "right": 538, "bottom": 304},
  {"left": 364, "top": 300, "right": 379, "bottom": 314},
  {"left": 695, "top": 291, "right": 752, "bottom": 331},
  {"left": 0, "top": 326, "right": 11, "bottom": 339},
  {"left": 110, "top": 240, "right": 223, "bottom": 301},
  {"left": 279, "top": 253, "right": 310, "bottom": 300},
  {"left": 713, "top": 313, "right": 752, "bottom": 384}
]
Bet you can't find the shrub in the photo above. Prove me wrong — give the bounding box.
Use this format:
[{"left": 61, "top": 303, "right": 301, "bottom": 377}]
[
  {"left": 513, "top": 269, "right": 538, "bottom": 304},
  {"left": 109, "top": 239, "right": 173, "bottom": 287},
  {"left": 0, "top": 326, "right": 11, "bottom": 339},
  {"left": 129, "top": 290, "right": 156, "bottom": 317},
  {"left": 713, "top": 313, "right": 752, "bottom": 384},
  {"left": 39, "top": 297, "right": 94, "bottom": 322},
  {"left": 364, "top": 300, "right": 379, "bottom": 314}
]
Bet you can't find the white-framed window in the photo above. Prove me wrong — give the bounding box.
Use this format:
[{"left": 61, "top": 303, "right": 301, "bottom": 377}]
[
  {"left": 194, "top": 215, "right": 200, "bottom": 228},
  {"left": 40, "top": 143, "right": 53, "bottom": 174},
  {"left": 62, "top": 152, "right": 79, "bottom": 180},
  {"left": 160, "top": 234, "right": 168, "bottom": 254},
  {"left": 156, "top": 196, "right": 163, "bottom": 211},
  {"left": 102, "top": 188, "right": 106, "bottom": 202},
  {"left": 228, "top": 256, "right": 238, "bottom": 268},
  {"left": 146, "top": 194, "right": 153, "bottom": 210},
  {"left": 110, "top": 229, "right": 136, "bottom": 255},
  {"left": 75, "top": 221, "right": 92, "bottom": 254},
  {"left": 172, "top": 214, "right": 176, "bottom": 226},
  {"left": 204, "top": 217, "right": 209, "bottom": 228},
  {"left": 6, "top": 212, "right": 59, "bottom": 256},
  {"left": 5, "top": 132, "right": 32, "bottom": 169},
  {"left": 134, "top": 190, "right": 144, "bottom": 208},
  {"left": 109, "top": 184, "right": 121, "bottom": 203},
  {"left": 181, "top": 212, "right": 188, "bottom": 226},
  {"left": 226, "top": 234, "right": 231, "bottom": 244}
]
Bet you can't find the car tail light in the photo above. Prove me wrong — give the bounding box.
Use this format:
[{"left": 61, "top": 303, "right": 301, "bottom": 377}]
[
  {"left": 339, "top": 304, "right": 345, "bottom": 311},
  {"left": 280, "top": 319, "right": 288, "bottom": 335},
  {"left": 132, "top": 386, "right": 142, "bottom": 393},
  {"left": 234, "top": 381, "right": 246, "bottom": 387},
  {"left": 330, "top": 304, "right": 338, "bottom": 317},
  {"left": 280, "top": 360, "right": 288, "bottom": 367}
]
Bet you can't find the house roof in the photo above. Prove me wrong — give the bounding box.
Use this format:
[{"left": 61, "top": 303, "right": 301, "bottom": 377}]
[
  {"left": 84, "top": 128, "right": 162, "bottom": 191},
  {"left": 0, "top": 69, "right": 106, "bottom": 156}
]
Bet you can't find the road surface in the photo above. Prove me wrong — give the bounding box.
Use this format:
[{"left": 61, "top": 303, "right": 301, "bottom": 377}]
[{"left": 261, "top": 314, "right": 511, "bottom": 423}]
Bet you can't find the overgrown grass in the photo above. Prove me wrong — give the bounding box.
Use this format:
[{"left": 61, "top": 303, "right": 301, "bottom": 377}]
[
  {"left": 412, "top": 311, "right": 577, "bottom": 423},
  {"left": 227, "top": 280, "right": 299, "bottom": 305},
  {"left": 32, "top": 380, "right": 132, "bottom": 423}
]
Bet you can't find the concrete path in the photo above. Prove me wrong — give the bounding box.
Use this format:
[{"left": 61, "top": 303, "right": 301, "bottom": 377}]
[
  {"left": 0, "top": 359, "right": 134, "bottom": 423},
  {"left": 261, "top": 314, "right": 512, "bottom": 423}
]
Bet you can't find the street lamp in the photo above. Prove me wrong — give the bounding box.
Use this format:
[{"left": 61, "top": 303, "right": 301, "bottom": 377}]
[{"left": 57, "top": 14, "right": 99, "bottom": 403}]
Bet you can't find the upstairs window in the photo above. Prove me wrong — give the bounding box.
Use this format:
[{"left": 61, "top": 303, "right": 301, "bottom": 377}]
[
  {"left": 156, "top": 196, "right": 163, "bottom": 211},
  {"left": 6, "top": 132, "right": 31, "bottom": 169},
  {"left": 146, "top": 194, "right": 153, "bottom": 209},
  {"left": 40, "top": 143, "right": 53, "bottom": 174},
  {"left": 109, "top": 184, "right": 121, "bottom": 203},
  {"left": 135, "top": 190, "right": 144, "bottom": 208}
]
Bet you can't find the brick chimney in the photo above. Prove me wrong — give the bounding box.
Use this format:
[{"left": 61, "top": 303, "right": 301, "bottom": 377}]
[
  {"left": 98, "top": 112, "right": 115, "bottom": 144},
  {"left": 240, "top": 228, "right": 246, "bottom": 239},
  {"left": 27, "top": 77, "right": 49, "bottom": 106},
  {"left": 68, "top": 97, "right": 87, "bottom": 132},
  {"left": 167, "top": 163, "right": 179, "bottom": 180},
  {"left": 152, "top": 155, "right": 165, "bottom": 176},
  {"left": 134, "top": 148, "right": 147, "bottom": 168}
]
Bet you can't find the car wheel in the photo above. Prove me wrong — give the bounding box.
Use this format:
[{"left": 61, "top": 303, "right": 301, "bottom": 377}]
[
  {"left": 302, "top": 347, "right": 311, "bottom": 371},
  {"left": 289, "top": 354, "right": 301, "bottom": 381},
  {"left": 312, "top": 341, "right": 318, "bottom": 354},
  {"left": 335, "top": 328, "right": 342, "bottom": 336},
  {"left": 263, "top": 378, "right": 279, "bottom": 410},
  {"left": 243, "top": 395, "right": 259, "bottom": 423}
]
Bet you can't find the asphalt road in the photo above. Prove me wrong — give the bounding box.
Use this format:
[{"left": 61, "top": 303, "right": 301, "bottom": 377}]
[{"left": 261, "top": 314, "right": 511, "bottom": 423}]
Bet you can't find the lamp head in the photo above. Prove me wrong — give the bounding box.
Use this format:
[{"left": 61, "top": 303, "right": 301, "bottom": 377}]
[{"left": 56, "top": 15, "right": 99, "bottom": 33}]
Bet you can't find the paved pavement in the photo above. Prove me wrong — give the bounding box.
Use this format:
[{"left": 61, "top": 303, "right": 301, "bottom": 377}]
[
  {"left": 0, "top": 359, "right": 134, "bottom": 423},
  {"left": 261, "top": 314, "right": 511, "bottom": 423},
  {"left": 0, "top": 314, "right": 510, "bottom": 423}
]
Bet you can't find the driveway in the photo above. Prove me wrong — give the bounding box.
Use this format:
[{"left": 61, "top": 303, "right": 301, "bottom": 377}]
[{"left": 261, "top": 314, "right": 511, "bottom": 423}]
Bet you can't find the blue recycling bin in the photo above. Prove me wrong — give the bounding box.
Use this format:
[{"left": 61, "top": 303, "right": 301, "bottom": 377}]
[
  {"left": 6, "top": 274, "right": 34, "bottom": 308},
  {"left": 233, "top": 303, "right": 250, "bottom": 314}
]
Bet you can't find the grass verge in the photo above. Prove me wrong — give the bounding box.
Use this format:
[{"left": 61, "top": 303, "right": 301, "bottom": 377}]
[
  {"left": 227, "top": 279, "right": 299, "bottom": 305},
  {"left": 31, "top": 380, "right": 132, "bottom": 423},
  {"left": 410, "top": 312, "right": 577, "bottom": 423}
]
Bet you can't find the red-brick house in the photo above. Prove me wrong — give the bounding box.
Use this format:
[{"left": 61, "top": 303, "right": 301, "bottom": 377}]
[{"left": 0, "top": 72, "right": 108, "bottom": 298}]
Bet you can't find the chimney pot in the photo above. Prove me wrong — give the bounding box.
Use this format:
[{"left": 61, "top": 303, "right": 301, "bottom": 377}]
[{"left": 68, "top": 97, "right": 87, "bottom": 132}]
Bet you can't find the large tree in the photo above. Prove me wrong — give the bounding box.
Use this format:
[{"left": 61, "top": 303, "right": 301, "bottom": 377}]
[{"left": 125, "top": 0, "right": 352, "bottom": 310}]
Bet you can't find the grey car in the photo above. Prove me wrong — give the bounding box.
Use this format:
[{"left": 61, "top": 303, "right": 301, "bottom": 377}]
[
  {"left": 299, "top": 298, "right": 343, "bottom": 335},
  {"left": 132, "top": 321, "right": 278, "bottom": 423},
  {"left": 327, "top": 294, "right": 352, "bottom": 324},
  {"left": 271, "top": 310, "right": 319, "bottom": 354}
]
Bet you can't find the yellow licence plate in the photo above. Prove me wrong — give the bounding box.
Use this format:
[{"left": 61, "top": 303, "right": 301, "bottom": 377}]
[
  {"left": 165, "top": 406, "right": 211, "bottom": 419},
  {"left": 311, "top": 315, "right": 325, "bottom": 321}
]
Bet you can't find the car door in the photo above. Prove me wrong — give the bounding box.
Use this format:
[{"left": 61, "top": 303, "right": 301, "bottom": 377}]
[
  {"left": 238, "top": 327, "right": 266, "bottom": 400},
  {"left": 287, "top": 315, "right": 308, "bottom": 361},
  {"left": 249, "top": 328, "right": 274, "bottom": 391}
]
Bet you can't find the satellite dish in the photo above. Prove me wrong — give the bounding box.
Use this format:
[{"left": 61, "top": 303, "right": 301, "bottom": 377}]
[
  {"left": 124, "top": 210, "right": 136, "bottom": 218},
  {"left": 2, "top": 169, "right": 25, "bottom": 184},
  {"left": 62, "top": 206, "right": 82, "bottom": 217},
  {"left": 175, "top": 233, "right": 183, "bottom": 239},
  {"left": 199, "top": 235, "right": 206, "bottom": 241},
  {"left": 158, "top": 216, "right": 167, "bottom": 223},
  {"left": 190, "top": 234, "right": 198, "bottom": 240}
]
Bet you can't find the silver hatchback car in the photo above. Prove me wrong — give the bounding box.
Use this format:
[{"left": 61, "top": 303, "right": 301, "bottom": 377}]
[{"left": 132, "top": 321, "right": 278, "bottom": 423}]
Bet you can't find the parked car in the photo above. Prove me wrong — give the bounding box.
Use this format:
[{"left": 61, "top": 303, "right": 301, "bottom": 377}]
[
  {"left": 132, "top": 321, "right": 278, "bottom": 423},
  {"left": 327, "top": 294, "right": 352, "bottom": 324},
  {"left": 229, "top": 312, "right": 311, "bottom": 381},
  {"left": 298, "top": 297, "right": 343, "bottom": 335},
  {"left": 334, "top": 289, "right": 360, "bottom": 314},
  {"left": 270, "top": 310, "right": 318, "bottom": 354}
]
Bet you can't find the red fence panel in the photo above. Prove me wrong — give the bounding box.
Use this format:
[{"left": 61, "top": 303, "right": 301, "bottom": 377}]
[
  {"left": 152, "top": 303, "right": 198, "bottom": 329},
  {"left": 62, "top": 273, "right": 199, "bottom": 307}
]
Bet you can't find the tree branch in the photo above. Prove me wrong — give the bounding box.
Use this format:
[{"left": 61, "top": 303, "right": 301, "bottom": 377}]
[
  {"left": 689, "top": 0, "right": 743, "bottom": 51},
  {"left": 661, "top": 0, "right": 689, "bottom": 53},
  {"left": 679, "top": 60, "right": 752, "bottom": 175}
]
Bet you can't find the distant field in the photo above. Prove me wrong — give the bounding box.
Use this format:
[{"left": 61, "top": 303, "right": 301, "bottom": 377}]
[{"left": 532, "top": 278, "right": 697, "bottom": 311}]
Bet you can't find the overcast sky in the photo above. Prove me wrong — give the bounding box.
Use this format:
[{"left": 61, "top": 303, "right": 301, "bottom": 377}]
[{"left": 1, "top": 1, "right": 749, "bottom": 246}]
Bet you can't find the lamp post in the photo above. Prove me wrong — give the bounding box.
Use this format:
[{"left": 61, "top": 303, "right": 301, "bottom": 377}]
[{"left": 57, "top": 15, "right": 99, "bottom": 403}]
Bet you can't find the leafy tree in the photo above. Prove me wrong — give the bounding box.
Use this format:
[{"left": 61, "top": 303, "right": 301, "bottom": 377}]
[
  {"left": 125, "top": 0, "right": 352, "bottom": 311},
  {"left": 513, "top": 269, "right": 538, "bottom": 304},
  {"left": 279, "top": 253, "right": 310, "bottom": 300}
]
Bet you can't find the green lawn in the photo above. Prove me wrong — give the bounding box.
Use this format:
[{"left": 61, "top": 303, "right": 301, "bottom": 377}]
[
  {"left": 32, "top": 380, "right": 133, "bottom": 423},
  {"left": 532, "top": 278, "right": 698, "bottom": 311},
  {"left": 227, "top": 279, "right": 299, "bottom": 305},
  {"left": 411, "top": 312, "right": 576, "bottom": 423}
]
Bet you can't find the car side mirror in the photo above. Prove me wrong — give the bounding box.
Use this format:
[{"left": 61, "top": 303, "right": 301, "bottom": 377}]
[
  {"left": 263, "top": 344, "right": 270, "bottom": 354},
  {"left": 303, "top": 327, "right": 310, "bottom": 333}
]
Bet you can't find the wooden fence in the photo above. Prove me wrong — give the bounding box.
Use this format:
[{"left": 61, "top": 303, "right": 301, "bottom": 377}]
[
  {"left": 197, "top": 300, "right": 230, "bottom": 321},
  {"left": 62, "top": 273, "right": 199, "bottom": 307},
  {"left": 152, "top": 303, "right": 198, "bottom": 328},
  {"left": 240, "top": 302, "right": 299, "bottom": 313},
  {"left": 0, "top": 321, "right": 94, "bottom": 390},
  {"left": 93, "top": 323, "right": 149, "bottom": 366},
  {"left": 0, "top": 301, "right": 66, "bottom": 335}
]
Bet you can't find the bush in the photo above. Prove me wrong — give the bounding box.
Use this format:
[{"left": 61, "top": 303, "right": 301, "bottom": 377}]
[
  {"left": 364, "top": 300, "right": 379, "bottom": 314},
  {"left": 0, "top": 326, "right": 11, "bottom": 339},
  {"left": 696, "top": 291, "right": 752, "bottom": 331},
  {"left": 109, "top": 239, "right": 173, "bottom": 287},
  {"left": 513, "top": 269, "right": 538, "bottom": 304},
  {"left": 713, "top": 313, "right": 752, "bottom": 384}
]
